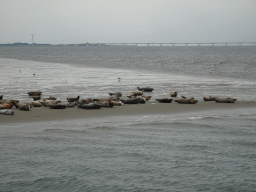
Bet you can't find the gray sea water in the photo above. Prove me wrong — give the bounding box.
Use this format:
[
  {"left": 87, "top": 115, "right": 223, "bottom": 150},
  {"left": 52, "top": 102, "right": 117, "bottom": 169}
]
[{"left": 0, "top": 46, "right": 256, "bottom": 191}]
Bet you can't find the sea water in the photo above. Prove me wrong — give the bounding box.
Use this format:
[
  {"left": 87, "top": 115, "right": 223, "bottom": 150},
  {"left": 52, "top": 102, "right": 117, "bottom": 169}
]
[{"left": 0, "top": 46, "right": 256, "bottom": 191}]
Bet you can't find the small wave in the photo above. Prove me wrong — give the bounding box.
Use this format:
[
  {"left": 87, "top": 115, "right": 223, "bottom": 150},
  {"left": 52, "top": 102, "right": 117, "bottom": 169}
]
[
  {"left": 90, "top": 126, "right": 115, "bottom": 130},
  {"left": 43, "top": 129, "right": 87, "bottom": 134},
  {"left": 178, "top": 144, "right": 209, "bottom": 150}
]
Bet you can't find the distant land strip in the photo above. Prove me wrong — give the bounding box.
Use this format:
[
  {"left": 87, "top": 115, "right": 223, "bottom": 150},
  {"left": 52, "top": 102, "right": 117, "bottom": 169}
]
[{"left": 0, "top": 42, "right": 255, "bottom": 46}]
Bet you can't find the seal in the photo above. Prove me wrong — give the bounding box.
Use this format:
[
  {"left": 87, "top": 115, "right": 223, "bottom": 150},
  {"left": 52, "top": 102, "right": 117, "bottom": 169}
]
[
  {"left": 76, "top": 98, "right": 92, "bottom": 105},
  {"left": 0, "top": 103, "right": 13, "bottom": 109},
  {"left": 50, "top": 104, "right": 66, "bottom": 109},
  {"left": 32, "top": 101, "right": 44, "bottom": 107},
  {"left": 42, "top": 96, "right": 56, "bottom": 101},
  {"left": 19, "top": 103, "right": 30, "bottom": 111},
  {"left": 0, "top": 109, "right": 14, "bottom": 115},
  {"left": 33, "top": 96, "right": 41, "bottom": 101},
  {"left": 78, "top": 103, "right": 101, "bottom": 109},
  {"left": 215, "top": 97, "right": 237, "bottom": 103},
  {"left": 67, "top": 96, "right": 80, "bottom": 102},
  {"left": 64, "top": 102, "right": 76, "bottom": 107},
  {"left": 28, "top": 91, "right": 42, "bottom": 96},
  {"left": 171, "top": 91, "right": 178, "bottom": 97},
  {"left": 0, "top": 95, "right": 3, "bottom": 100},
  {"left": 120, "top": 98, "right": 140, "bottom": 104},
  {"left": 0, "top": 100, "right": 19, "bottom": 105},
  {"left": 174, "top": 98, "right": 198, "bottom": 104},
  {"left": 155, "top": 98, "right": 173, "bottom": 103},
  {"left": 203, "top": 96, "right": 217, "bottom": 101},
  {"left": 129, "top": 91, "right": 143, "bottom": 97},
  {"left": 108, "top": 92, "right": 122, "bottom": 97},
  {"left": 141, "top": 95, "right": 152, "bottom": 101},
  {"left": 96, "top": 101, "right": 115, "bottom": 108},
  {"left": 110, "top": 100, "right": 122, "bottom": 106},
  {"left": 42, "top": 100, "right": 61, "bottom": 107},
  {"left": 137, "top": 87, "right": 154, "bottom": 92}
]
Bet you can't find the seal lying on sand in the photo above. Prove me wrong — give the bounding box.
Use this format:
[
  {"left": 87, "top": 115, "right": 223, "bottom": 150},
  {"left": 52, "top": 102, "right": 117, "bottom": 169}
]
[
  {"left": 174, "top": 98, "right": 198, "bottom": 104},
  {"left": 28, "top": 91, "right": 42, "bottom": 96},
  {"left": 41, "top": 100, "right": 61, "bottom": 107},
  {"left": 181, "top": 95, "right": 194, "bottom": 99},
  {"left": 42, "top": 96, "right": 56, "bottom": 101},
  {"left": 0, "top": 95, "right": 3, "bottom": 100},
  {"left": 78, "top": 103, "right": 101, "bottom": 109},
  {"left": 137, "top": 87, "right": 154, "bottom": 92},
  {"left": 31, "top": 101, "right": 44, "bottom": 107},
  {"left": 120, "top": 98, "right": 140, "bottom": 104},
  {"left": 215, "top": 97, "right": 237, "bottom": 103},
  {"left": 203, "top": 96, "right": 217, "bottom": 101},
  {"left": 64, "top": 102, "right": 76, "bottom": 107},
  {"left": 0, "top": 109, "right": 14, "bottom": 115},
  {"left": 76, "top": 98, "right": 92, "bottom": 105},
  {"left": 18, "top": 103, "right": 30, "bottom": 111},
  {"left": 110, "top": 100, "right": 122, "bottom": 106},
  {"left": 96, "top": 101, "right": 115, "bottom": 108},
  {"left": 67, "top": 96, "right": 80, "bottom": 102},
  {"left": 93, "top": 98, "right": 112, "bottom": 102},
  {"left": 33, "top": 96, "right": 41, "bottom": 101},
  {"left": 108, "top": 92, "right": 122, "bottom": 97},
  {"left": 127, "top": 95, "right": 152, "bottom": 101},
  {"left": 0, "top": 100, "right": 19, "bottom": 105},
  {"left": 130, "top": 91, "right": 143, "bottom": 97},
  {"left": 155, "top": 98, "right": 173, "bottom": 103},
  {"left": 171, "top": 91, "right": 178, "bottom": 97},
  {"left": 0, "top": 103, "right": 13, "bottom": 109},
  {"left": 50, "top": 104, "right": 66, "bottom": 109}
]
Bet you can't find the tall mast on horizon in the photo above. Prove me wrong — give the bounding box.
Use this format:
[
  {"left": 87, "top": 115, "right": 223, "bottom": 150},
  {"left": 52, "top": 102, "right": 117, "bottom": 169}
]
[{"left": 31, "top": 33, "right": 34, "bottom": 45}]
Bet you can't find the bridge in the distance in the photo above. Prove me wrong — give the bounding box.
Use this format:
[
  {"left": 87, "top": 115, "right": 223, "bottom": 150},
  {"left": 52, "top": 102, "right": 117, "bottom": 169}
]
[{"left": 103, "top": 42, "right": 256, "bottom": 46}]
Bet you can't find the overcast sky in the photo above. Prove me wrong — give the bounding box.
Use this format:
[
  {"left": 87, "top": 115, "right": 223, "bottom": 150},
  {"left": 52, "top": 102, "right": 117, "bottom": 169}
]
[{"left": 0, "top": 0, "right": 255, "bottom": 44}]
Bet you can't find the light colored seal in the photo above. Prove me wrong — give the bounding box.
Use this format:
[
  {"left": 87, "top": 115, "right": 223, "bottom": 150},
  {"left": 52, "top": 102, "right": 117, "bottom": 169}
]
[
  {"left": 215, "top": 97, "right": 237, "bottom": 103},
  {"left": 19, "top": 103, "right": 30, "bottom": 111},
  {"left": 0, "top": 109, "right": 14, "bottom": 115},
  {"left": 174, "top": 98, "right": 198, "bottom": 104},
  {"left": 171, "top": 91, "right": 178, "bottom": 97},
  {"left": 32, "top": 101, "right": 44, "bottom": 107},
  {"left": 108, "top": 92, "right": 122, "bottom": 97}
]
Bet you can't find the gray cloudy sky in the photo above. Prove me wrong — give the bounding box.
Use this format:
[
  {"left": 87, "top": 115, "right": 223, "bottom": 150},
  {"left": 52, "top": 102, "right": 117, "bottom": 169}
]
[{"left": 0, "top": 0, "right": 255, "bottom": 44}]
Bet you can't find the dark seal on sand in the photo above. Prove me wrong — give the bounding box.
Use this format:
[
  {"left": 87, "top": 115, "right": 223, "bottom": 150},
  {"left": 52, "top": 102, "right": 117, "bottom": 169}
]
[
  {"left": 155, "top": 98, "right": 173, "bottom": 103},
  {"left": 137, "top": 87, "right": 154, "bottom": 92}
]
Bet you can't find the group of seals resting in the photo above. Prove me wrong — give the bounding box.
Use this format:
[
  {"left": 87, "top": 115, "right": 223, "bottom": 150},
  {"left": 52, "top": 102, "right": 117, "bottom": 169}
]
[
  {"left": 3, "top": 88, "right": 238, "bottom": 112},
  {"left": 204, "top": 96, "right": 237, "bottom": 103}
]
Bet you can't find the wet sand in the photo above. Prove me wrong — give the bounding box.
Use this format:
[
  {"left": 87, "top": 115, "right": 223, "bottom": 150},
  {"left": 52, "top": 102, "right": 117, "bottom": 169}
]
[{"left": 1, "top": 101, "right": 256, "bottom": 124}]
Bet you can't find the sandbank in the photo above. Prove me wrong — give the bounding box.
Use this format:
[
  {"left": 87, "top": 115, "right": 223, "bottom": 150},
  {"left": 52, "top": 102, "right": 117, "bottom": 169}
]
[{"left": 0, "top": 101, "right": 256, "bottom": 124}]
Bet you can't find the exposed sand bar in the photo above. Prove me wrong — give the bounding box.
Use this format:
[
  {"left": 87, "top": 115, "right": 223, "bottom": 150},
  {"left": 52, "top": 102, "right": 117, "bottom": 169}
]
[{"left": 1, "top": 101, "right": 256, "bottom": 124}]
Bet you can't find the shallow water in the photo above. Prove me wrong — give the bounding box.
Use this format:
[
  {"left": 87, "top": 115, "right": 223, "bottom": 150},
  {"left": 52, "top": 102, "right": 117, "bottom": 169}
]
[
  {"left": 0, "top": 46, "right": 256, "bottom": 191},
  {"left": 1, "top": 107, "right": 256, "bottom": 192}
]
